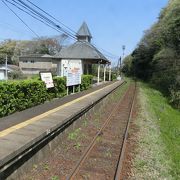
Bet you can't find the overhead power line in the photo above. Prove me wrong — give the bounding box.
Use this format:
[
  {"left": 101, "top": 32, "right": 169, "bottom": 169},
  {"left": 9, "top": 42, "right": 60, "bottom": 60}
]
[
  {"left": 3, "top": 0, "right": 77, "bottom": 40},
  {"left": 2, "top": 0, "right": 119, "bottom": 61},
  {"left": 16, "top": 0, "right": 76, "bottom": 38},
  {"left": 92, "top": 43, "right": 119, "bottom": 60},
  {"left": 25, "top": 0, "right": 77, "bottom": 35},
  {"left": 2, "top": 0, "right": 40, "bottom": 38},
  {"left": 4, "top": 0, "right": 66, "bottom": 36}
]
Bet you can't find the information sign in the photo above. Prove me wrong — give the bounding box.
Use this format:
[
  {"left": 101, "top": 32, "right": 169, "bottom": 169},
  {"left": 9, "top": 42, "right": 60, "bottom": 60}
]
[{"left": 40, "top": 72, "right": 54, "bottom": 88}]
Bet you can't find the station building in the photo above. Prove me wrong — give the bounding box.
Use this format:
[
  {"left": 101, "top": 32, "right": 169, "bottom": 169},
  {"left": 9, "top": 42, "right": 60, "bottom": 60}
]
[{"left": 19, "top": 22, "right": 111, "bottom": 82}]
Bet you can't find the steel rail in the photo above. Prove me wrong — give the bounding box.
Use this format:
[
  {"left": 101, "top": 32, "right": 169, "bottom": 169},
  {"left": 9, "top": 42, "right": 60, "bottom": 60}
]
[
  {"left": 67, "top": 82, "right": 132, "bottom": 180},
  {"left": 114, "top": 81, "right": 137, "bottom": 180}
]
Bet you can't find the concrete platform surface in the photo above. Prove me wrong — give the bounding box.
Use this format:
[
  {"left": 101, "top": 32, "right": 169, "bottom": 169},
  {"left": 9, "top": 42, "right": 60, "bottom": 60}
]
[{"left": 0, "top": 82, "right": 112, "bottom": 131}]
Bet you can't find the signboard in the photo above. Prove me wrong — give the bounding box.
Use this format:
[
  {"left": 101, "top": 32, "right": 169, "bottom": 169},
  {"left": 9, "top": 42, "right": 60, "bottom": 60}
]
[
  {"left": 40, "top": 72, "right": 54, "bottom": 88},
  {"left": 66, "top": 60, "right": 82, "bottom": 86}
]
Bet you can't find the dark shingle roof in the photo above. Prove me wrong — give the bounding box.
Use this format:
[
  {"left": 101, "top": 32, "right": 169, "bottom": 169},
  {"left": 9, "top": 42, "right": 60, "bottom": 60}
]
[
  {"left": 55, "top": 41, "right": 109, "bottom": 63},
  {"left": 77, "top": 22, "right": 92, "bottom": 38},
  {"left": 20, "top": 54, "right": 53, "bottom": 58},
  {"left": 0, "top": 64, "right": 20, "bottom": 71}
]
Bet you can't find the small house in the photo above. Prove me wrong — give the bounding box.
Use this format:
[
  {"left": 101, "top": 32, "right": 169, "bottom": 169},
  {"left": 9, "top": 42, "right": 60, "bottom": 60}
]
[
  {"left": 19, "top": 54, "right": 58, "bottom": 75},
  {"left": 0, "top": 64, "right": 21, "bottom": 80}
]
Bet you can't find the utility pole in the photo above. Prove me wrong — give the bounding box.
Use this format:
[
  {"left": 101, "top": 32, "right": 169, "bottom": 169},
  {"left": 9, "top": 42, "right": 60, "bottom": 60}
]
[
  {"left": 117, "top": 56, "right": 121, "bottom": 77},
  {"left": 122, "top": 45, "right": 126, "bottom": 59},
  {"left": 119, "top": 56, "right": 122, "bottom": 77},
  {"left": 116, "top": 57, "right": 122, "bottom": 80},
  {"left": 5, "top": 54, "right": 8, "bottom": 81},
  {"left": 117, "top": 58, "right": 119, "bottom": 75},
  {"left": 97, "top": 62, "right": 100, "bottom": 84},
  {"left": 121, "top": 45, "right": 126, "bottom": 79}
]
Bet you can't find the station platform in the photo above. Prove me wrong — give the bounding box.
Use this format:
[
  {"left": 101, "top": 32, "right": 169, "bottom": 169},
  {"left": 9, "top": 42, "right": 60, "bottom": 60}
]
[{"left": 0, "top": 81, "right": 123, "bottom": 177}]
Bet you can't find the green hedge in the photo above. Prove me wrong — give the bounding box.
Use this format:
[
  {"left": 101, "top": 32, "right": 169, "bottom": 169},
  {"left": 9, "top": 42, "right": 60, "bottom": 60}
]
[
  {"left": 80, "top": 75, "right": 93, "bottom": 90},
  {"left": 47, "top": 77, "right": 66, "bottom": 99},
  {"left": 0, "top": 75, "right": 93, "bottom": 117},
  {"left": 0, "top": 80, "right": 47, "bottom": 117}
]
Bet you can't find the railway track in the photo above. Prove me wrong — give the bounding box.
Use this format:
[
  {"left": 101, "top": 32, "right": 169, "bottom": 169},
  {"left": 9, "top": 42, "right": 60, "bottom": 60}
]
[
  {"left": 67, "top": 82, "right": 136, "bottom": 180},
  {"left": 0, "top": 81, "right": 127, "bottom": 179}
]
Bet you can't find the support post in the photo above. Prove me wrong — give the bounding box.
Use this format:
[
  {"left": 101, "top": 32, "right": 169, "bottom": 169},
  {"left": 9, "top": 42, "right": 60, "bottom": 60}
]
[
  {"left": 103, "top": 64, "right": 106, "bottom": 82},
  {"left": 57, "top": 62, "right": 61, "bottom": 76},
  {"left": 73, "top": 85, "right": 75, "bottom": 94},
  {"left": 87, "top": 64, "right": 89, "bottom": 75},
  {"left": 97, "top": 62, "right": 100, "bottom": 84},
  {"left": 67, "top": 86, "right": 69, "bottom": 95},
  {"left": 109, "top": 65, "right": 111, "bottom": 81}
]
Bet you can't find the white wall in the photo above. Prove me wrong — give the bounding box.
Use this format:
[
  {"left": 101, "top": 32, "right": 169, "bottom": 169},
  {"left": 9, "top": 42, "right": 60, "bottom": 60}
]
[{"left": 0, "top": 70, "right": 5, "bottom": 80}]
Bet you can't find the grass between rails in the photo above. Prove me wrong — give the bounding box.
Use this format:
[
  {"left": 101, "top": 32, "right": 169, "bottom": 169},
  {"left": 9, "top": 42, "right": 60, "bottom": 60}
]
[{"left": 132, "top": 82, "right": 180, "bottom": 179}]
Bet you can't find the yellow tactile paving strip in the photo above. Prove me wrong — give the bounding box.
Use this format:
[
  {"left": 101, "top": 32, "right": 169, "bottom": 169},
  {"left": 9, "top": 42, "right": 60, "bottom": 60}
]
[{"left": 0, "top": 82, "right": 120, "bottom": 138}]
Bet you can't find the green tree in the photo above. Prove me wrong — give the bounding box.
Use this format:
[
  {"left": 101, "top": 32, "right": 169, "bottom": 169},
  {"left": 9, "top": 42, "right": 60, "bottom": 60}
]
[
  {"left": 127, "top": 0, "right": 180, "bottom": 108},
  {"left": 0, "top": 39, "right": 17, "bottom": 64},
  {"left": 122, "top": 55, "right": 133, "bottom": 76}
]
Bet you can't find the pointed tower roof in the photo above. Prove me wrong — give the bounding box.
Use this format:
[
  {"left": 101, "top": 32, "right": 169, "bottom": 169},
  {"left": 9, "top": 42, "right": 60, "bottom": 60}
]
[{"left": 76, "top": 22, "right": 92, "bottom": 42}]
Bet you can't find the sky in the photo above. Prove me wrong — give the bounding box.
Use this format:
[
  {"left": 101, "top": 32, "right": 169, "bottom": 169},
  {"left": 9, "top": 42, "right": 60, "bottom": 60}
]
[{"left": 0, "top": 0, "right": 168, "bottom": 64}]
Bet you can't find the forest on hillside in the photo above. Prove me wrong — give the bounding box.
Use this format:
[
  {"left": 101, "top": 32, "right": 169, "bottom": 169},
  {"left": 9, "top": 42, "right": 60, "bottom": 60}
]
[{"left": 122, "top": 0, "right": 180, "bottom": 108}]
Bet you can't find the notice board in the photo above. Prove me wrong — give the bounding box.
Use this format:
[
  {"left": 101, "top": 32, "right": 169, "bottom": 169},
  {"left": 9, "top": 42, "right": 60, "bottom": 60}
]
[{"left": 66, "top": 60, "right": 82, "bottom": 86}]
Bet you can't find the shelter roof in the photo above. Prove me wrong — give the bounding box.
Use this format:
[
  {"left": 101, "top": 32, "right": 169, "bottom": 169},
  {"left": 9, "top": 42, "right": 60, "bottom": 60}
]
[{"left": 55, "top": 41, "right": 109, "bottom": 64}]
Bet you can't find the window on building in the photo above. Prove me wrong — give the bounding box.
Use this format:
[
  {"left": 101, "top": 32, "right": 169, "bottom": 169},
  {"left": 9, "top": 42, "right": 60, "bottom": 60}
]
[{"left": 30, "top": 60, "right": 35, "bottom": 63}]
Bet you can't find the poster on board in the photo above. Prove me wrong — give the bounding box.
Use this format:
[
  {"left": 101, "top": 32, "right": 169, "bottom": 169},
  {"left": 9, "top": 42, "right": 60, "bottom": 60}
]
[
  {"left": 39, "top": 72, "right": 54, "bottom": 88},
  {"left": 66, "top": 60, "right": 82, "bottom": 86}
]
